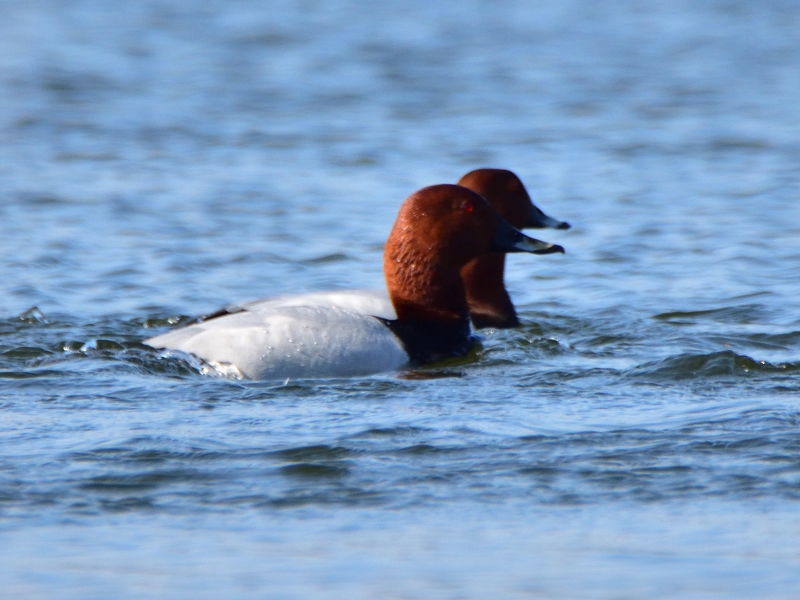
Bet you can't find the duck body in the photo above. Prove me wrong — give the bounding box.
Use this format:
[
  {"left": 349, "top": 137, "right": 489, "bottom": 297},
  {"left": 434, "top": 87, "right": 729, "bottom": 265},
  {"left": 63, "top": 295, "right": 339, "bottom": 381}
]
[
  {"left": 146, "top": 304, "right": 407, "bottom": 379},
  {"left": 144, "top": 184, "right": 564, "bottom": 380}
]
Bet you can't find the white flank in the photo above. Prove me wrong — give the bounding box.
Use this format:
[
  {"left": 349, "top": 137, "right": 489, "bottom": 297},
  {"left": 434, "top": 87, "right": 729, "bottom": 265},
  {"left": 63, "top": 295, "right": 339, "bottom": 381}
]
[{"left": 144, "top": 305, "right": 408, "bottom": 380}]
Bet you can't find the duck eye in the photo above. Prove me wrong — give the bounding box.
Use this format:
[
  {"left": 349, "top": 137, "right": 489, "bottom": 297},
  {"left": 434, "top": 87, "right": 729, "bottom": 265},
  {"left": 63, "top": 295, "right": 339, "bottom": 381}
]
[{"left": 460, "top": 200, "right": 475, "bottom": 213}]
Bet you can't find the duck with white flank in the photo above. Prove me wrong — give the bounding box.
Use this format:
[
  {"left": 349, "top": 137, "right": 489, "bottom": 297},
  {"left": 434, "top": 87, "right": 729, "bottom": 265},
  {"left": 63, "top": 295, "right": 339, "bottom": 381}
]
[{"left": 145, "top": 184, "right": 564, "bottom": 379}]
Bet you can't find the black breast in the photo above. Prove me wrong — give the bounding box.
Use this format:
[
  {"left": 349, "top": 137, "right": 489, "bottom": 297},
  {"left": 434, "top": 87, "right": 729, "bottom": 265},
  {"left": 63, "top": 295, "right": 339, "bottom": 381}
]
[{"left": 378, "top": 317, "right": 476, "bottom": 366}]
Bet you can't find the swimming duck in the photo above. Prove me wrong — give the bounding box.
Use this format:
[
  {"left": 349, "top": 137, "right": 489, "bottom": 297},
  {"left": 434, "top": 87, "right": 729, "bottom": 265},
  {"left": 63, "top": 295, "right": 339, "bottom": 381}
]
[
  {"left": 457, "top": 168, "right": 570, "bottom": 328},
  {"left": 144, "top": 184, "right": 564, "bottom": 379}
]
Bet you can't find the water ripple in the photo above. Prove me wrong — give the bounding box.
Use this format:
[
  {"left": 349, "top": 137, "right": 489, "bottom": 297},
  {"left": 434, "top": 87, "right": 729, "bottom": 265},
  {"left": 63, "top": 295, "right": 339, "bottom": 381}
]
[{"left": 631, "top": 350, "right": 800, "bottom": 380}]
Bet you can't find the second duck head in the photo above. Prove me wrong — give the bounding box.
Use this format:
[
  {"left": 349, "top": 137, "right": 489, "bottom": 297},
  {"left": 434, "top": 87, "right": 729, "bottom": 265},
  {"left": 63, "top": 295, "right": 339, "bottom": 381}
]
[{"left": 457, "top": 168, "right": 570, "bottom": 329}]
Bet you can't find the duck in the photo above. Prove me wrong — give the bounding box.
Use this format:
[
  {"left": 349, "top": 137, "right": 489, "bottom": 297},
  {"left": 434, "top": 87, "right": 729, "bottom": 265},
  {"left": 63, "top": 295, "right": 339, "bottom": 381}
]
[
  {"left": 457, "top": 168, "right": 570, "bottom": 328},
  {"left": 144, "top": 184, "right": 564, "bottom": 379},
  {"left": 193, "top": 168, "right": 569, "bottom": 329}
]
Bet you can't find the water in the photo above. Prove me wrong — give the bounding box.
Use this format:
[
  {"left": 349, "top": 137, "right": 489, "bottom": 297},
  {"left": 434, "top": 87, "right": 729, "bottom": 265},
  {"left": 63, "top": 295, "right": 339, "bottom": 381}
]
[{"left": 2, "top": 0, "right": 800, "bottom": 597}]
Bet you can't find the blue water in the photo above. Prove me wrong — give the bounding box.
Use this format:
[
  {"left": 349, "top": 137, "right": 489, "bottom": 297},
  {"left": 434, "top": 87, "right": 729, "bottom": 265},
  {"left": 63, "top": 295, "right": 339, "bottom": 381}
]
[{"left": 2, "top": 1, "right": 800, "bottom": 598}]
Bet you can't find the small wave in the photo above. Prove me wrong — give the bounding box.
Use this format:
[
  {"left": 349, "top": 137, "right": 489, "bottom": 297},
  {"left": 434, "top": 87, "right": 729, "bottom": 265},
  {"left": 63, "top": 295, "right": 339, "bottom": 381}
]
[
  {"left": 278, "top": 463, "right": 349, "bottom": 478},
  {"left": 80, "top": 469, "right": 214, "bottom": 492},
  {"left": 301, "top": 253, "right": 352, "bottom": 265},
  {"left": 348, "top": 426, "right": 432, "bottom": 439},
  {"left": 16, "top": 306, "right": 48, "bottom": 323},
  {"left": 653, "top": 304, "right": 767, "bottom": 325},
  {"left": 0, "top": 369, "right": 66, "bottom": 380},
  {"left": 396, "top": 443, "right": 450, "bottom": 455},
  {"left": 630, "top": 350, "right": 800, "bottom": 380},
  {"left": 271, "top": 445, "right": 352, "bottom": 481},
  {"left": 269, "top": 444, "right": 353, "bottom": 462}
]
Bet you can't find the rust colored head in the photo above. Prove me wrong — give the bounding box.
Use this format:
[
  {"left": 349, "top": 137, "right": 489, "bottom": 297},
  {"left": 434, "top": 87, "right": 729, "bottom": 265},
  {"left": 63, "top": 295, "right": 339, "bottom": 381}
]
[
  {"left": 383, "top": 184, "right": 562, "bottom": 327},
  {"left": 457, "top": 168, "right": 569, "bottom": 329},
  {"left": 458, "top": 168, "right": 570, "bottom": 230}
]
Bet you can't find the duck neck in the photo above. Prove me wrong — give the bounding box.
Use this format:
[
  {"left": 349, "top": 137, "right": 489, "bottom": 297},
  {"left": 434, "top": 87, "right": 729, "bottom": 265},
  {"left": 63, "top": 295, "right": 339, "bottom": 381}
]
[
  {"left": 385, "top": 249, "right": 472, "bottom": 327},
  {"left": 383, "top": 245, "right": 474, "bottom": 365},
  {"left": 461, "top": 254, "right": 519, "bottom": 329}
]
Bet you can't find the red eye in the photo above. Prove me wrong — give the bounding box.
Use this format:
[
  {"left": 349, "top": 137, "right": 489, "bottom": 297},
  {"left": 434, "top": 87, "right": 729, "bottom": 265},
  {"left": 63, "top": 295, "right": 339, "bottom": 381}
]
[{"left": 461, "top": 200, "right": 475, "bottom": 213}]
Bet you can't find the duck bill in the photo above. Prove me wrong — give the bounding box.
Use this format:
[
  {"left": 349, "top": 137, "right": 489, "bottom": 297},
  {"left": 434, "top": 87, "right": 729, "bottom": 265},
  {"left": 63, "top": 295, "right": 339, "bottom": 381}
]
[
  {"left": 527, "top": 205, "right": 571, "bottom": 230},
  {"left": 490, "top": 216, "right": 565, "bottom": 255}
]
